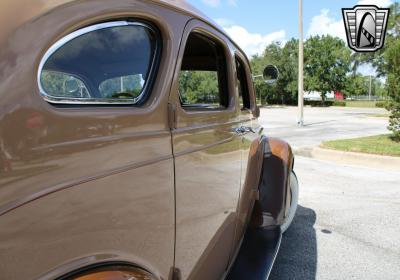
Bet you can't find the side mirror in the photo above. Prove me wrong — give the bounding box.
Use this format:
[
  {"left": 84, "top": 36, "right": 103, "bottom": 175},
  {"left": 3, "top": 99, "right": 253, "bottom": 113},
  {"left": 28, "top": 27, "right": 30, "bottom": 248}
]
[{"left": 263, "top": 65, "right": 279, "bottom": 84}]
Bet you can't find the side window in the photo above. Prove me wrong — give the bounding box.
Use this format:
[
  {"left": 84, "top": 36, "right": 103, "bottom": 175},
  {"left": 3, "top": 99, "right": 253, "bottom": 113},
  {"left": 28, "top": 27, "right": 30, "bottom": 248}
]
[
  {"left": 39, "top": 21, "right": 160, "bottom": 104},
  {"left": 178, "top": 32, "right": 229, "bottom": 109},
  {"left": 235, "top": 57, "right": 251, "bottom": 110}
]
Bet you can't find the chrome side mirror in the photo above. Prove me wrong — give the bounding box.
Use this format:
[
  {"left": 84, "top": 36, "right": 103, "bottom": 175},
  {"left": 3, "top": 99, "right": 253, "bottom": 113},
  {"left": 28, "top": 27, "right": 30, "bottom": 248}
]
[{"left": 263, "top": 65, "right": 279, "bottom": 84}]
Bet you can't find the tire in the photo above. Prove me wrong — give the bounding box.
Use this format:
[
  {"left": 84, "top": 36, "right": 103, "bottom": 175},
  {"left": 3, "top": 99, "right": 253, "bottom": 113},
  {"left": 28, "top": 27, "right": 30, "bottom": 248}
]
[{"left": 281, "top": 171, "right": 299, "bottom": 233}]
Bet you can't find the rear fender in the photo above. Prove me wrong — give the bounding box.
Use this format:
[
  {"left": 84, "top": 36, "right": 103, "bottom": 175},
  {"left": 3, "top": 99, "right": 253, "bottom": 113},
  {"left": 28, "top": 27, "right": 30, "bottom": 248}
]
[{"left": 251, "top": 137, "right": 294, "bottom": 228}]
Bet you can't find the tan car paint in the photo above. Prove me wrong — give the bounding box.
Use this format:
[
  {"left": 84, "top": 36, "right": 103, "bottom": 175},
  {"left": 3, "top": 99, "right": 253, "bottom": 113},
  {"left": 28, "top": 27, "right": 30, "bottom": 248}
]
[
  {"left": 0, "top": 0, "right": 292, "bottom": 279},
  {"left": 168, "top": 19, "right": 243, "bottom": 280},
  {"left": 231, "top": 51, "right": 264, "bottom": 261},
  {"left": 0, "top": 0, "right": 187, "bottom": 279}
]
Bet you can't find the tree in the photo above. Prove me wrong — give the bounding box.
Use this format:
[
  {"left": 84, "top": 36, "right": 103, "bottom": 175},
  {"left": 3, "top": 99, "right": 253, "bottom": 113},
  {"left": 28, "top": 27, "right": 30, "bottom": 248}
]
[
  {"left": 251, "top": 42, "right": 282, "bottom": 104},
  {"left": 372, "top": 78, "right": 388, "bottom": 98},
  {"left": 275, "top": 39, "right": 299, "bottom": 104},
  {"left": 343, "top": 74, "right": 368, "bottom": 97},
  {"left": 251, "top": 40, "right": 299, "bottom": 105},
  {"left": 304, "top": 35, "right": 351, "bottom": 103},
  {"left": 383, "top": 3, "right": 400, "bottom": 139}
]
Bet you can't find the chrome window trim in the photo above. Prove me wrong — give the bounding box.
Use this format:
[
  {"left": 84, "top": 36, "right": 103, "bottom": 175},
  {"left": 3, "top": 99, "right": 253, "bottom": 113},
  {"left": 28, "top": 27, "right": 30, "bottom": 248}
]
[{"left": 37, "top": 21, "right": 160, "bottom": 105}]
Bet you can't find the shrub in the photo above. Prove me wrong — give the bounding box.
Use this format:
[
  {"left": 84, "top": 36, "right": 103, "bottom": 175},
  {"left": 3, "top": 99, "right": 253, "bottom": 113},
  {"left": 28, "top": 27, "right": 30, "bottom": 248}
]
[
  {"left": 304, "top": 100, "right": 334, "bottom": 107},
  {"left": 333, "top": 101, "right": 346, "bottom": 107},
  {"left": 376, "top": 101, "right": 387, "bottom": 108}
]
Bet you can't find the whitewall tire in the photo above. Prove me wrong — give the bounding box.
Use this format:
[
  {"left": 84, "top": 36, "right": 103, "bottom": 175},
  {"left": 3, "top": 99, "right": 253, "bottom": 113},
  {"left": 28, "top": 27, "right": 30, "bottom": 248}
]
[{"left": 281, "top": 171, "right": 299, "bottom": 233}]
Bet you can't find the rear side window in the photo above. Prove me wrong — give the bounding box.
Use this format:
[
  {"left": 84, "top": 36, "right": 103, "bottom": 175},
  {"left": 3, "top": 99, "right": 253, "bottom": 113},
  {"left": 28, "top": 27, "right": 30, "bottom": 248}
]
[
  {"left": 178, "top": 32, "right": 229, "bottom": 109},
  {"left": 38, "top": 21, "right": 160, "bottom": 105}
]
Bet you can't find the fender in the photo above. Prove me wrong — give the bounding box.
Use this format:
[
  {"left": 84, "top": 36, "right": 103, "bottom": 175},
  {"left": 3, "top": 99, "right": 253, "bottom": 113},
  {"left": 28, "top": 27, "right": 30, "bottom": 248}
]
[{"left": 250, "top": 136, "right": 294, "bottom": 228}]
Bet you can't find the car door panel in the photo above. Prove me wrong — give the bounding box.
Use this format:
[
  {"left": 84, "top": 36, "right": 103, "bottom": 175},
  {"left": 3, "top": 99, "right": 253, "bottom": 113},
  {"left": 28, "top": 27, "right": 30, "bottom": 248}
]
[
  {"left": 231, "top": 53, "right": 264, "bottom": 254},
  {"left": 170, "top": 20, "right": 242, "bottom": 280},
  {"left": 0, "top": 2, "right": 189, "bottom": 278}
]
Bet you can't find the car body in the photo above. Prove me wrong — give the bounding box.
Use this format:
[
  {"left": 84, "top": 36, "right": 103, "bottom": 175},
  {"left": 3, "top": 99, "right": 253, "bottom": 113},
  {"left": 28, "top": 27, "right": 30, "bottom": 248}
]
[{"left": 0, "top": 1, "right": 298, "bottom": 279}]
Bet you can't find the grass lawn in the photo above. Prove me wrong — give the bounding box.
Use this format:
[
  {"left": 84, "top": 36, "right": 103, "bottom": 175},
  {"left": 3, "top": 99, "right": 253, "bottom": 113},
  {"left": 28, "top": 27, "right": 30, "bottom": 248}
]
[
  {"left": 367, "top": 113, "right": 390, "bottom": 118},
  {"left": 344, "top": 100, "right": 377, "bottom": 108},
  {"left": 322, "top": 134, "right": 400, "bottom": 157}
]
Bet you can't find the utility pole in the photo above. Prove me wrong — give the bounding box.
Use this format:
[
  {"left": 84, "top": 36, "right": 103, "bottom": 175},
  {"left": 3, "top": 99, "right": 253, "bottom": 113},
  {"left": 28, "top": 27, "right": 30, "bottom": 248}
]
[
  {"left": 369, "top": 75, "right": 372, "bottom": 101},
  {"left": 298, "top": 0, "right": 304, "bottom": 126}
]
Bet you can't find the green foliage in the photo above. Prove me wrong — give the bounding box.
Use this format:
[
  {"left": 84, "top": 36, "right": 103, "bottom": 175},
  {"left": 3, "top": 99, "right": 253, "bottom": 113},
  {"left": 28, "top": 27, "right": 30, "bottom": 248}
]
[
  {"left": 344, "top": 100, "right": 377, "bottom": 108},
  {"left": 343, "top": 74, "right": 368, "bottom": 97},
  {"left": 178, "top": 71, "right": 220, "bottom": 105},
  {"left": 99, "top": 75, "right": 143, "bottom": 98},
  {"left": 304, "top": 35, "right": 351, "bottom": 102},
  {"left": 322, "top": 134, "right": 400, "bottom": 157},
  {"left": 251, "top": 36, "right": 351, "bottom": 105},
  {"left": 251, "top": 40, "right": 299, "bottom": 105},
  {"left": 41, "top": 70, "right": 90, "bottom": 98},
  {"left": 383, "top": 3, "right": 400, "bottom": 139},
  {"left": 333, "top": 101, "right": 346, "bottom": 107},
  {"left": 304, "top": 100, "right": 334, "bottom": 107},
  {"left": 41, "top": 70, "right": 144, "bottom": 99},
  {"left": 376, "top": 101, "right": 388, "bottom": 108}
]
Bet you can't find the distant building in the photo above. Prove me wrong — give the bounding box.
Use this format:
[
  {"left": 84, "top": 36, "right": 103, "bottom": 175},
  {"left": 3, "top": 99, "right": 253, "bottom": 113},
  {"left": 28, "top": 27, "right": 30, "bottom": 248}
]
[
  {"left": 304, "top": 91, "right": 334, "bottom": 101},
  {"left": 334, "top": 91, "right": 344, "bottom": 100}
]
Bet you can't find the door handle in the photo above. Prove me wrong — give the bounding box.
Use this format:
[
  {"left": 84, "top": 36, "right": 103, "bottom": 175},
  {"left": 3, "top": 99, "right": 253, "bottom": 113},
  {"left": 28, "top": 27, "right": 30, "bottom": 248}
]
[
  {"left": 234, "top": 126, "right": 254, "bottom": 135},
  {"left": 234, "top": 127, "right": 245, "bottom": 134},
  {"left": 241, "top": 126, "right": 255, "bottom": 133}
]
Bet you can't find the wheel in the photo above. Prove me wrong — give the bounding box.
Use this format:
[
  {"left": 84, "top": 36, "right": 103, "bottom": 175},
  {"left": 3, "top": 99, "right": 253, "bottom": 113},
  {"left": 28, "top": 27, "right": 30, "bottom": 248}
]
[{"left": 281, "top": 171, "right": 299, "bottom": 233}]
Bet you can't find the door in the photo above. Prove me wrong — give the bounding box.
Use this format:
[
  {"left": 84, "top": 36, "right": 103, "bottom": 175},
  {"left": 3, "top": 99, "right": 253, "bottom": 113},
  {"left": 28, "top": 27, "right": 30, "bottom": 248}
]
[
  {"left": 0, "top": 15, "right": 181, "bottom": 279},
  {"left": 231, "top": 53, "right": 264, "bottom": 251},
  {"left": 169, "top": 20, "right": 242, "bottom": 280}
]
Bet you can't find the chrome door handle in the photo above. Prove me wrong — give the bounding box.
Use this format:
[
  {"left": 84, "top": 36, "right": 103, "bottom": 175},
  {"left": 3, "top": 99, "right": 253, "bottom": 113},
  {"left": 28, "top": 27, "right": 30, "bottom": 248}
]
[
  {"left": 242, "top": 126, "right": 255, "bottom": 133},
  {"left": 234, "top": 127, "right": 245, "bottom": 134},
  {"left": 234, "top": 126, "right": 254, "bottom": 135}
]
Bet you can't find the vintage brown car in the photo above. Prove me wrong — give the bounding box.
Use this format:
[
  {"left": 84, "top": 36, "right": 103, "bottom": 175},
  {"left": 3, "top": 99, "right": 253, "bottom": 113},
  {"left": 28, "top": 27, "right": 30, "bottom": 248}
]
[{"left": 0, "top": 0, "right": 298, "bottom": 279}]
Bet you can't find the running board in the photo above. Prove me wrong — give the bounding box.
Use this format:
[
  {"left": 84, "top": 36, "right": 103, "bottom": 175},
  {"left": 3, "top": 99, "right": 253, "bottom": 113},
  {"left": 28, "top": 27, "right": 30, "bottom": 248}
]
[{"left": 226, "top": 226, "right": 282, "bottom": 280}]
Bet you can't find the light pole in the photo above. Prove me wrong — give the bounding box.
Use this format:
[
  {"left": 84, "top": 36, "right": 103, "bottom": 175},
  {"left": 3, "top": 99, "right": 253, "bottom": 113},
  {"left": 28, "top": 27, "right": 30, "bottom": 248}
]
[
  {"left": 369, "top": 75, "right": 372, "bottom": 101},
  {"left": 298, "top": 0, "right": 304, "bottom": 126}
]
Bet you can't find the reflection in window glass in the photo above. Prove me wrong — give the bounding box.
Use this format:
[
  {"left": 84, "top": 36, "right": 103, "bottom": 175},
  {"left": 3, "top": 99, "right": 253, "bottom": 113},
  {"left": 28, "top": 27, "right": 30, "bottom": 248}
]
[
  {"left": 178, "top": 32, "right": 228, "bottom": 109},
  {"left": 41, "top": 70, "right": 90, "bottom": 98},
  {"left": 179, "top": 71, "right": 220, "bottom": 106},
  {"left": 39, "top": 22, "right": 158, "bottom": 104},
  {"left": 99, "top": 74, "right": 145, "bottom": 99}
]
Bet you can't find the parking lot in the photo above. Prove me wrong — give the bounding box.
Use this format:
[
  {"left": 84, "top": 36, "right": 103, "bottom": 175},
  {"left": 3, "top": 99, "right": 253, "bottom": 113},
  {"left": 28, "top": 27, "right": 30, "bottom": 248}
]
[{"left": 261, "top": 107, "right": 400, "bottom": 280}]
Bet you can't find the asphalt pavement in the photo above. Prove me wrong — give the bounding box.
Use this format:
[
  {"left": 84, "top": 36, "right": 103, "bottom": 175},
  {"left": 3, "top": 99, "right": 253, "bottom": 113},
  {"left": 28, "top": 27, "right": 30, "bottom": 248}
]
[
  {"left": 259, "top": 106, "right": 389, "bottom": 149},
  {"left": 260, "top": 106, "right": 400, "bottom": 280}
]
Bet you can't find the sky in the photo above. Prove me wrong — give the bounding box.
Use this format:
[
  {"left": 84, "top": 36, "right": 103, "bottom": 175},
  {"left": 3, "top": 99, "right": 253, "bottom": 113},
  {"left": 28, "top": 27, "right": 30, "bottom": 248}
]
[{"left": 186, "top": 0, "right": 395, "bottom": 76}]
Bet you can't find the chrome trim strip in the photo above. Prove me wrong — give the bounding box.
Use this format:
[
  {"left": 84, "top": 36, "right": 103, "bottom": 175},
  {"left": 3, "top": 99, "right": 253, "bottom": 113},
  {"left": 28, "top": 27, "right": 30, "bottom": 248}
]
[{"left": 37, "top": 21, "right": 159, "bottom": 105}]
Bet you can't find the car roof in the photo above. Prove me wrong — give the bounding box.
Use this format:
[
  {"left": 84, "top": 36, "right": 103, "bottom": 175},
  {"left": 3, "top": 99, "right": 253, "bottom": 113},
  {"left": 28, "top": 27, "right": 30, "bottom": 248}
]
[
  {"left": 156, "top": 0, "right": 249, "bottom": 62},
  {"left": 0, "top": 0, "right": 249, "bottom": 62}
]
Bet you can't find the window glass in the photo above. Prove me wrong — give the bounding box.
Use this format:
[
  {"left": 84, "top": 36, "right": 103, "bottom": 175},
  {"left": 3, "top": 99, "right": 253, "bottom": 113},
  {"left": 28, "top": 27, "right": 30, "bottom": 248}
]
[
  {"left": 39, "top": 22, "right": 158, "bottom": 104},
  {"left": 236, "top": 58, "right": 251, "bottom": 109},
  {"left": 178, "top": 33, "right": 228, "bottom": 109},
  {"left": 41, "top": 70, "right": 90, "bottom": 98},
  {"left": 179, "top": 71, "right": 220, "bottom": 106},
  {"left": 99, "top": 74, "right": 145, "bottom": 99}
]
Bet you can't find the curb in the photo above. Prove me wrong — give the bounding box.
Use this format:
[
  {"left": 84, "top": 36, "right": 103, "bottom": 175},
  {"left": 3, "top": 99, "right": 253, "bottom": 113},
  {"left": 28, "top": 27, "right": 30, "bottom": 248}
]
[{"left": 294, "top": 146, "right": 400, "bottom": 172}]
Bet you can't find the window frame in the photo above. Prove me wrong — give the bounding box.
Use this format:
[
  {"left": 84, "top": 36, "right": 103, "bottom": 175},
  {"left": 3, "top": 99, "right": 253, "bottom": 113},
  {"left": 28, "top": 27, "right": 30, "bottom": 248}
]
[
  {"left": 234, "top": 50, "right": 258, "bottom": 116},
  {"left": 37, "top": 20, "right": 161, "bottom": 105},
  {"left": 177, "top": 30, "right": 230, "bottom": 112},
  {"left": 235, "top": 55, "right": 252, "bottom": 111}
]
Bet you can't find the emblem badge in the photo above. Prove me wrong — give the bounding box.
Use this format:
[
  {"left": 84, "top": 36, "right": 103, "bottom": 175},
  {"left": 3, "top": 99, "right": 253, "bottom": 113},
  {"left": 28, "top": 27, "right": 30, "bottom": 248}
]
[{"left": 342, "top": 5, "right": 390, "bottom": 52}]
